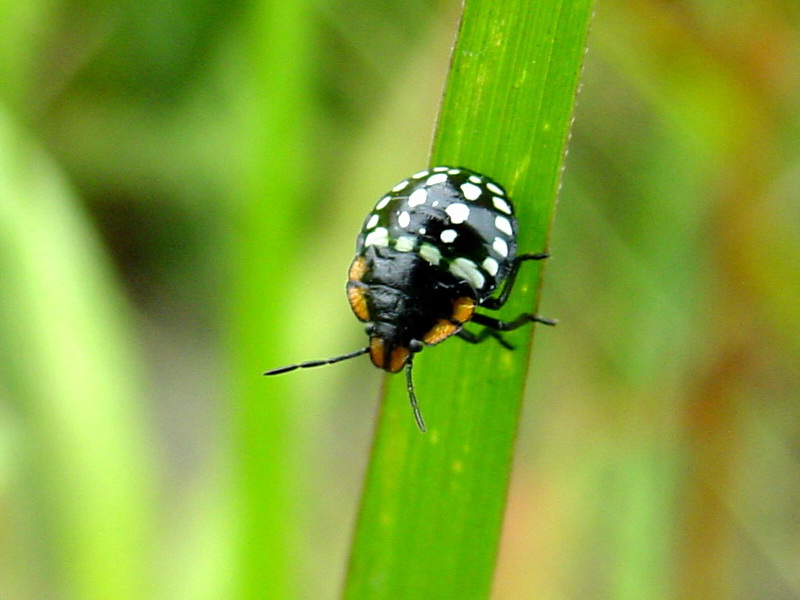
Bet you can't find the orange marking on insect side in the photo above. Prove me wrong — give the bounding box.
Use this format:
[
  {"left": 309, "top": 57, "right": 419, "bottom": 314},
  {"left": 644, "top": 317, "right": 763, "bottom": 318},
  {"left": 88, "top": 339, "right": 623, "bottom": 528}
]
[
  {"left": 369, "top": 337, "right": 385, "bottom": 369},
  {"left": 388, "top": 346, "right": 409, "bottom": 373},
  {"left": 348, "top": 256, "right": 368, "bottom": 282},
  {"left": 422, "top": 319, "right": 459, "bottom": 345},
  {"left": 347, "top": 283, "right": 370, "bottom": 321},
  {"left": 451, "top": 297, "right": 476, "bottom": 324},
  {"left": 368, "top": 337, "right": 409, "bottom": 373}
]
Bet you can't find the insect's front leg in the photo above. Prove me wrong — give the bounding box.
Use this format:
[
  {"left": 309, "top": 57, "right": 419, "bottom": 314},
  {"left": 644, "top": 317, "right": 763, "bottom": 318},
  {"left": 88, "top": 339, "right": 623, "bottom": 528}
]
[
  {"left": 456, "top": 327, "right": 515, "bottom": 350},
  {"left": 471, "top": 311, "right": 557, "bottom": 331}
]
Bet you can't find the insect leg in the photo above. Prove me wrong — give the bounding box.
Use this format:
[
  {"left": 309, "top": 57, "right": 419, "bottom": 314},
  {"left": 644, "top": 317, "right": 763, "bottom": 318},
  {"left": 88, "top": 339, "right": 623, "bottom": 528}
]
[
  {"left": 471, "top": 311, "right": 557, "bottom": 332},
  {"left": 480, "top": 252, "right": 549, "bottom": 310},
  {"left": 456, "top": 328, "right": 515, "bottom": 350}
]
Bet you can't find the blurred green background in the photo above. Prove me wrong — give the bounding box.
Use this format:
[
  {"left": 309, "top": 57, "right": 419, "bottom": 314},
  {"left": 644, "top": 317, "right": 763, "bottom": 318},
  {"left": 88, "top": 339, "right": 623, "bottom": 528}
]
[{"left": 1, "top": 0, "right": 799, "bottom": 599}]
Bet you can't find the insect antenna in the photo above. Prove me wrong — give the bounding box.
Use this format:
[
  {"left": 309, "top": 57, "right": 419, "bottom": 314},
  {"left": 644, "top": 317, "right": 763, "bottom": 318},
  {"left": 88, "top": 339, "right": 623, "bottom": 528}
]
[
  {"left": 405, "top": 356, "right": 426, "bottom": 433},
  {"left": 263, "top": 347, "right": 369, "bottom": 376}
]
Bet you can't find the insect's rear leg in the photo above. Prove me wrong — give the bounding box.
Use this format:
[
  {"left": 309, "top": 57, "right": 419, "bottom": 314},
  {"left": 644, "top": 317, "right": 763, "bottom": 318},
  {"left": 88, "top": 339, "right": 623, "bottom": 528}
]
[{"left": 480, "top": 253, "right": 549, "bottom": 310}]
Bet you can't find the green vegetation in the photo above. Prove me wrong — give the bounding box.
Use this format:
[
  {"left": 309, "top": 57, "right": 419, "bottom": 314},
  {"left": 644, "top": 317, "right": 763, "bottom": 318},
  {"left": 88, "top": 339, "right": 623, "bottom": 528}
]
[
  {"left": 1, "top": 1, "right": 799, "bottom": 599},
  {"left": 344, "top": 2, "right": 592, "bottom": 598}
]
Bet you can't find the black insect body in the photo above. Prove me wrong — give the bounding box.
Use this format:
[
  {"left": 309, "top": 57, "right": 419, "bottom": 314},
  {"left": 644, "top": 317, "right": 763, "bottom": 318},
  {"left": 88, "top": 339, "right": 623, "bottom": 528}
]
[{"left": 264, "top": 166, "right": 554, "bottom": 432}]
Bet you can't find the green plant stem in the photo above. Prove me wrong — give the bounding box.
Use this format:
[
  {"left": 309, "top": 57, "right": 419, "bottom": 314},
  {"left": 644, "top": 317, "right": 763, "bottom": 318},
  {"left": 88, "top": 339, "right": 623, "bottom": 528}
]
[{"left": 343, "top": 1, "right": 593, "bottom": 598}]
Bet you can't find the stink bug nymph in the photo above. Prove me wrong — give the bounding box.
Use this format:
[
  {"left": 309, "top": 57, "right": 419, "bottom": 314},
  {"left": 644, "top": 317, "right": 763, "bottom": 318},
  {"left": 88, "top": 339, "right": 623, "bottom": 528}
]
[{"left": 264, "top": 166, "right": 554, "bottom": 432}]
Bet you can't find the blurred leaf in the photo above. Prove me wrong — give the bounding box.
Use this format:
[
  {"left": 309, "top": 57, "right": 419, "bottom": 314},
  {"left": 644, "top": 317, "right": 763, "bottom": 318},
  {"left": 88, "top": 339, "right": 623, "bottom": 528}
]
[
  {"left": 226, "top": 1, "right": 316, "bottom": 599},
  {"left": 0, "top": 106, "right": 154, "bottom": 599}
]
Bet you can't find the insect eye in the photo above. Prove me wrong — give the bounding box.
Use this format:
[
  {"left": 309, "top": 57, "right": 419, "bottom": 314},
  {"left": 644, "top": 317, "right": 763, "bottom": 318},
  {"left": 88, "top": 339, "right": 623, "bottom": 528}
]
[{"left": 408, "top": 339, "right": 424, "bottom": 353}]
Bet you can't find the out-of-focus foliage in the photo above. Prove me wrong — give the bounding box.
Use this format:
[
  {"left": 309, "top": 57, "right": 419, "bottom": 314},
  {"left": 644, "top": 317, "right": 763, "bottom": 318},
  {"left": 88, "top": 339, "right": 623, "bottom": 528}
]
[{"left": 0, "top": 0, "right": 798, "bottom": 599}]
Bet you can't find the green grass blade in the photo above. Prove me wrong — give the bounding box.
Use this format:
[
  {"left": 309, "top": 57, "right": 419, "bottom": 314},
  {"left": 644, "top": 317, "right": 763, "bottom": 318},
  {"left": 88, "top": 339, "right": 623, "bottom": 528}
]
[
  {"left": 227, "top": 1, "right": 315, "bottom": 598},
  {"left": 343, "top": 1, "right": 593, "bottom": 598},
  {"left": 0, "top": 108, "right": 154, "bottom": 599}
]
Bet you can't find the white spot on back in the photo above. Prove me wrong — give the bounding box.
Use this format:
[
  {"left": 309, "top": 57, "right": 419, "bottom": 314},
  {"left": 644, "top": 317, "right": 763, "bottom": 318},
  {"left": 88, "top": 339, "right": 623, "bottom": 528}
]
[
  {"left": 398, "top": 211, "right": 411, "bottom": 228},
  {"left": 440, "top": 229, "right": 458, "bottom": 244},
  {"left": 486, "top": 182, "right": 504, "bottom": 195},
  {"left": 460, "top": 182, "right": 482, "bottom": 200},
  {"left": 366, "top": 214, "right": 379, "bottom": 229},
  {"left": 408, "top": 188, "right": 427, "bottom": 207},
  {"left": 419, "top": 243, "right": 442, "bottom": 265},
  {"left": 447, "top": 168, "right": 461, "bottom": 174},
  {"left": 492, "top": 196, "right": 512, "bottom": 214},
  {"left": 432, "top": 166, "right": 448, "bottom": 172},
  {"left": 492, "top": 237, "right": 508, "bottom": 257},
  {"left": 450, "top": 257, "right": 485, "bottom": 290},
  {"left": 375, "top": 196, "right": 391, "bottom": 210},
  {"left": 495, "top": 215, "right": 513, "bottom": 236},
  {"left": 392, "top": 180, "right": 409, "bottom": 192},
  {"left": 418, "top": 226, "right": 426, "bottom": 235},
  {"left": 482, "top": 257, "right": 499, "bottom": 276},
  {"left": 426, "top": 173, "right": 448, "bottom": 186},
  {"left": 468, "top": 175, "right": 481, "bottom": 184},
  {"left": 395, "top": 236, "right": 415, "bottom": 252},
  {"left": 364, "top": 227, "right": 389, "bottom": 248},
  {"left": 412, "top": 170, "right": 430, "bottom": 179},
  {"left": 445, "top": 202, "right": 470, "bottom": 224}
]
